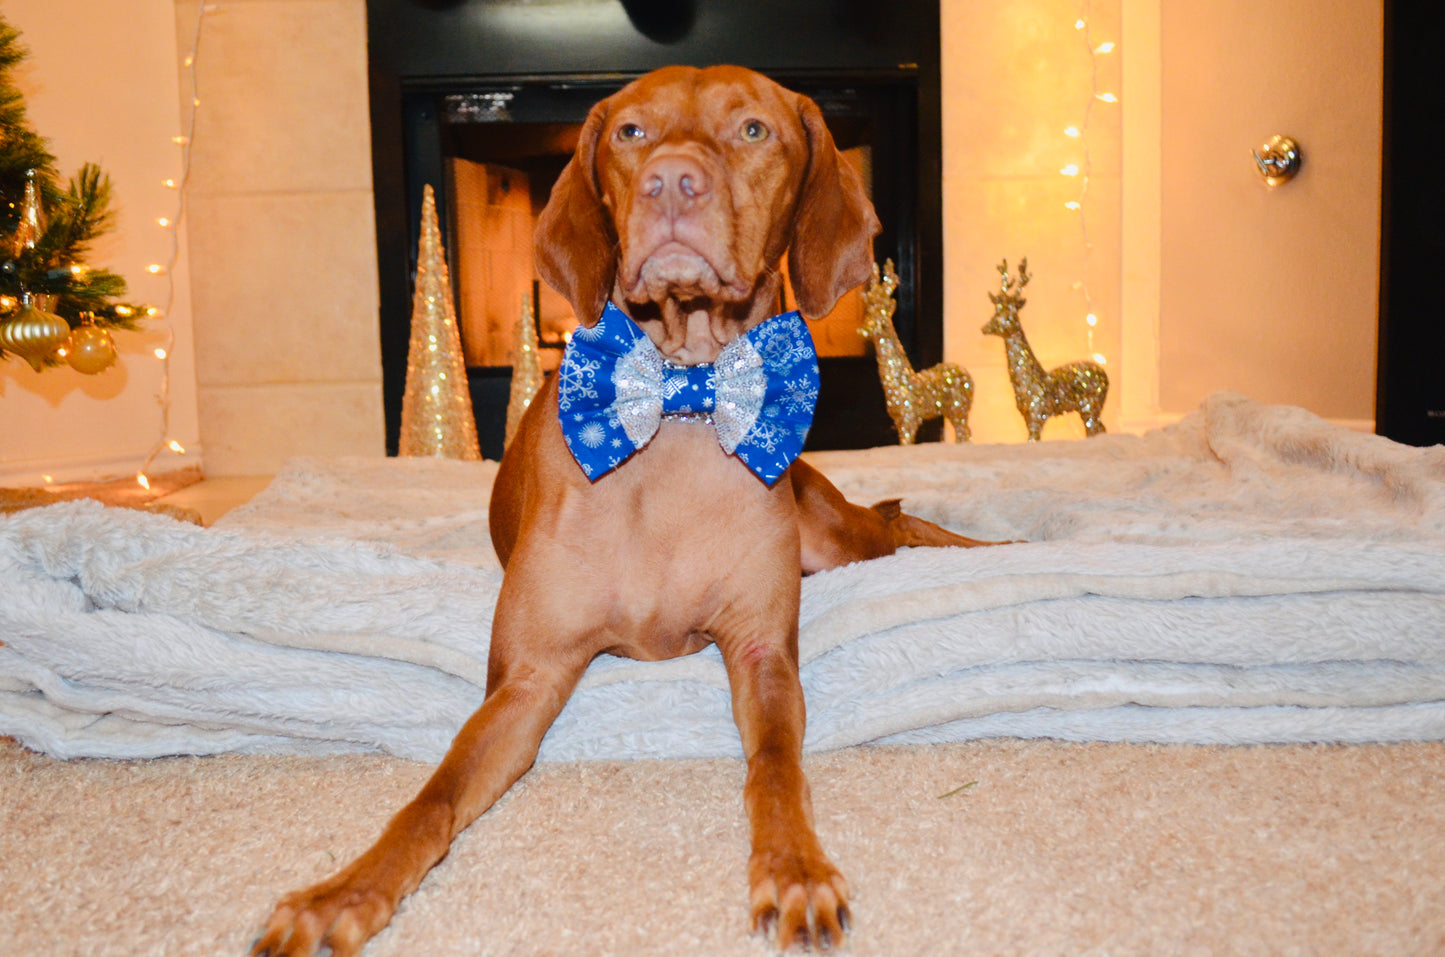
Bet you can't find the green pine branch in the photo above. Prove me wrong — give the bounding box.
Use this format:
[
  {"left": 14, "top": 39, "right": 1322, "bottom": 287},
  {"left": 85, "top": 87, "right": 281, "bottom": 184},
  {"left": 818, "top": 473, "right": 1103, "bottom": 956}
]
[
  {"left": 0, "top": 20, "right": 56, "bottom": 238},
  {"left": 21, "top": 163, "right": 121, "bottom": 288}
]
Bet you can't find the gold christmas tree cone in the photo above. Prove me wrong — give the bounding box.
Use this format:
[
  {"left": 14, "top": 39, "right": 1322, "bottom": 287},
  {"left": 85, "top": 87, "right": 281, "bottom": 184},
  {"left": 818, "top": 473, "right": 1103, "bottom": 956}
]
[
  {"left": 504, "top": 296, "right": 543, "bottom": 449},
  {"left": 399, "top": 184, "right": 482, "bottom": 460}
]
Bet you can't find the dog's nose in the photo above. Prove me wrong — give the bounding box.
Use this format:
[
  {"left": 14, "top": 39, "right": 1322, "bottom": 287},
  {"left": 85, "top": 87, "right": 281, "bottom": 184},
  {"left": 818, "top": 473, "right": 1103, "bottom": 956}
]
[{"left": 640, "top": 153, "right": 712, "bottom": 213}]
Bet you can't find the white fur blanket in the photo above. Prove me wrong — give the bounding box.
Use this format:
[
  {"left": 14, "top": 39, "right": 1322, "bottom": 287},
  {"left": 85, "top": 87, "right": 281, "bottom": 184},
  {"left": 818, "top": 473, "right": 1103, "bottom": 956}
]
[{"left": 3, "top": 392, "right": 1444, "bottom": 761}]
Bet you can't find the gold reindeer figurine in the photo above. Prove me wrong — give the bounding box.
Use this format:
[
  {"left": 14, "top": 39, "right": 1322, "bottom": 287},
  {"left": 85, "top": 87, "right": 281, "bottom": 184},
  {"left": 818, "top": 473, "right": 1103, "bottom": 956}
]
[
  {"left": 860, "top": 259, "right": 974, "bottom": 443},
  {"left": 982, "top": 258, "right": 1108, "bottom": 441}
]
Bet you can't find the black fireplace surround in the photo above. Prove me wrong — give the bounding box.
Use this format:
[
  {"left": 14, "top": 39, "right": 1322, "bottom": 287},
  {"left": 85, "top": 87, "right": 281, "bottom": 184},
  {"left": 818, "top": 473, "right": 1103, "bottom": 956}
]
[{"left": 367, "top": 0, "right": 943, "bottom": 458}]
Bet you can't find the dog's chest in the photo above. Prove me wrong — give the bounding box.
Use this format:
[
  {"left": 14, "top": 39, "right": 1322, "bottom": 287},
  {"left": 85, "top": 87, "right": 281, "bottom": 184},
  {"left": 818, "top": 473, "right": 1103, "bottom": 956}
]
[{"left": 549, "top": 422, "right": 801, "bottom": 657}]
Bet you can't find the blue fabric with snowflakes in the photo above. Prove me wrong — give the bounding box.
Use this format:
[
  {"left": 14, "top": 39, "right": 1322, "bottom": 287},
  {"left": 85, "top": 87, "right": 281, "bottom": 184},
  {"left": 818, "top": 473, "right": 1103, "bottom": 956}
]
[{"left": 557, "top": 301, "right": 820, "bottom": 485}]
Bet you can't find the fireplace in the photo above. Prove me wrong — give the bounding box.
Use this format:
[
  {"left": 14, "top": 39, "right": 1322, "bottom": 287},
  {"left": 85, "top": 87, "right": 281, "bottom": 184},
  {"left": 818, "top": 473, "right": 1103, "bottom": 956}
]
[{"left": 367, "top": 0, "right": 942, "bottom": 459}]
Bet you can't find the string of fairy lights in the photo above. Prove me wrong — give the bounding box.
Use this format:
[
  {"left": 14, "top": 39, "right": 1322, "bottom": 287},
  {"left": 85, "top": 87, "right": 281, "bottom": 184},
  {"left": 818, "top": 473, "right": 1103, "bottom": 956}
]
[
  {"left": 1060, "top": 0, "right": 1116, "bottom": 369},
  {"left": 132, "top": 1, "right": 210, "bottom": 490}
]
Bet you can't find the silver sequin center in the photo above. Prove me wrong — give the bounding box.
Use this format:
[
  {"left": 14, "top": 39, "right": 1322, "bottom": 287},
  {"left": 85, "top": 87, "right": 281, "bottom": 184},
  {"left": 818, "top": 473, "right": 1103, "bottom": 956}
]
[{"left": 609, "top": 331, "right": 766, "bottom": 455}]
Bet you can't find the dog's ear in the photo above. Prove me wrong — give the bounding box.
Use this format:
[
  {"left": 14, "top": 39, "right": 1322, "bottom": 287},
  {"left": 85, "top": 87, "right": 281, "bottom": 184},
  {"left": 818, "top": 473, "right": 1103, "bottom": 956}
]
[
  {"left": 787, "top": 97, "right": 882, "bottom": 319},
  {"left": 535, "top": 102, "right": 616, "bottom": 326}
]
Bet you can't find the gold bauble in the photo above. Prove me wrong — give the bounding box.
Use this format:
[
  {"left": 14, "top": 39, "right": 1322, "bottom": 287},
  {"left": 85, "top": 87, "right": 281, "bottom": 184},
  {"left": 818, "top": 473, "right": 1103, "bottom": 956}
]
[
  {"left": 0, "top": 301, "right": 72, "bottom": 372},
  {"left": 64, "top": 323, "right": 118, "bottom": 374}
]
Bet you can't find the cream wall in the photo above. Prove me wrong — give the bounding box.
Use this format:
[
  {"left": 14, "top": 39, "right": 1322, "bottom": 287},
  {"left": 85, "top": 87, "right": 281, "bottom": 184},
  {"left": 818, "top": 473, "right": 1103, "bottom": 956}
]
[
  {"left": 1156, "top": 0, "right": 1380, "bottom": 424},
  {"left": 1, "top": 1, "right": 1383, "bottom": 482},
  {"left": 941, "top": 0, "right": 1124, "bottom": 443},
  {"left": 0, "top": 0, "right": 201, "bottom": 486},
  {"left": 177, "top": 0, "right": 384, "bottom": 475}
]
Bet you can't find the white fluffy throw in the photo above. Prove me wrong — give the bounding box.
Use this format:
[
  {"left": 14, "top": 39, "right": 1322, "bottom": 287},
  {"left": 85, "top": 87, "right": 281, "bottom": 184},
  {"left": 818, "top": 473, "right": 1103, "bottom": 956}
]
[{"left": 3, "top": 392, "right": 1444, "bottom": 761}]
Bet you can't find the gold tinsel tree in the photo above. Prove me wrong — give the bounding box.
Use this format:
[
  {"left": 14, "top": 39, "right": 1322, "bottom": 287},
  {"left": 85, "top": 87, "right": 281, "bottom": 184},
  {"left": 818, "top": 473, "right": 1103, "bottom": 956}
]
[{"left": 398, "top": 184, "right": 482, "bottom": 460}]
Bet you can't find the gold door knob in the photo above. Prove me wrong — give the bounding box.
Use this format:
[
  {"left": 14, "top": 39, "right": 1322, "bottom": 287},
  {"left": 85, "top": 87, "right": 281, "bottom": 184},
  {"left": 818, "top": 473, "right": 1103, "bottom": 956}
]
[{"left": 1252, "top": 135, "right": 1302, "bottom": 186}]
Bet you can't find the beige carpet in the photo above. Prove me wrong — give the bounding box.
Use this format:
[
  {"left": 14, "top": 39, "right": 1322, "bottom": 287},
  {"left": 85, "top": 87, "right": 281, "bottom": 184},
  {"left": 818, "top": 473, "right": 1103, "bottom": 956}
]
[{"left": 4, "top": 736, "right": 1443, "bottom": 956}]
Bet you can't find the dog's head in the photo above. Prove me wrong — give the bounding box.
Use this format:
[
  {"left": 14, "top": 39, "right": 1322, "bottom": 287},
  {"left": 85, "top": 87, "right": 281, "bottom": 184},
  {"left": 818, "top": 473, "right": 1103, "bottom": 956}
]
[{"left": 535, "top": 65, "right": 880, "bottom": 357}]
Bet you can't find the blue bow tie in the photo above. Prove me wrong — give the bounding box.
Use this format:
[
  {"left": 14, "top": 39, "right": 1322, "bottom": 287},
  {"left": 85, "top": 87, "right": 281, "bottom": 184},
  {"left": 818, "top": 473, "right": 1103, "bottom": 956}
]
[{"left": 557, "top": 302, "right": 819, "bottom": 485}]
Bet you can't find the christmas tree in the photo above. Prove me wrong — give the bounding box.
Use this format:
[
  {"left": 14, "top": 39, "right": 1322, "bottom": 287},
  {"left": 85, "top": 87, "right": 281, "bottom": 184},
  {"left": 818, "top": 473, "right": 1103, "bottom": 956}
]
[{"left": 0, "top": 14, "right": 148, "bottom": 372}]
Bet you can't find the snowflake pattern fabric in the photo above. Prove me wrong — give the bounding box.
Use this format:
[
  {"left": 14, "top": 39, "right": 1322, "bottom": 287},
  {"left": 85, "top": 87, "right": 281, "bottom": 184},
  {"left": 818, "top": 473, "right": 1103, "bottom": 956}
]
[{"left": 557, "top": 302, "right": 819, "bottom": 485}]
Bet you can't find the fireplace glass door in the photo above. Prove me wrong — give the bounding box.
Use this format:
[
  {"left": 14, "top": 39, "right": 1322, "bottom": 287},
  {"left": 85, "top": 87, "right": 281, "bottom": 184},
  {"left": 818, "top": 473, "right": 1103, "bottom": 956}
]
[{"left": 441, "top": 84, "right": 877, "bottom": 377}]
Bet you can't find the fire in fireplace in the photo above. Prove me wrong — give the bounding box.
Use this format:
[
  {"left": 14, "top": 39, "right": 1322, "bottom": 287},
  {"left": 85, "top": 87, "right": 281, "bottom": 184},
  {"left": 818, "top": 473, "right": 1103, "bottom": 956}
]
[{"left": 368, "top": 0, "right": 942, "bottom": 459}]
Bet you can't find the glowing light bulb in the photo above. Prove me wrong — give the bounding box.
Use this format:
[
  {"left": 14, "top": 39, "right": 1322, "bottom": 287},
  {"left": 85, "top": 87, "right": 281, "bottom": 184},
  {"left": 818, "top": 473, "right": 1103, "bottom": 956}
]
[
  {"left": 1075, "top": 18, "right": 1086, "bottom": 29},
  {"left": 163, "top": 178, "right": 178, "bottom": 189},
  {"left": 147, "top": 264, "right": 166, "bottom": 275},
  {"left": 1064, "top": 126, "right": 1081, "bottom": 138},
  {"left": 157, "top": 217, "right": 171, "bottom": 228},
  {"left": 168, "top": 440, "right": 186, "bottom": 453},
  {"left": 1086, "top": 313, "right": 1098, "bottom": 327},
  {"left": 1091, "top": 353, "right": 1108, "bottom": 365},
  {"left": 1096, "top": 93, "right": 1119, "bottom": 103},
  {"left": 137, "top": 473, "right": 151, "bottom": 490},
  {"left": 1061, "top": 164, "right": 1080, "bottom": 177},
  {"left": 154, "top": 347, "right": 168, "bottom": 359},
  {"left": 1065, "top": 201, "right": 1081, "bottom": 211},
  {"left": 1095, "top": 42, "right": 1115, "bottom": 54}
]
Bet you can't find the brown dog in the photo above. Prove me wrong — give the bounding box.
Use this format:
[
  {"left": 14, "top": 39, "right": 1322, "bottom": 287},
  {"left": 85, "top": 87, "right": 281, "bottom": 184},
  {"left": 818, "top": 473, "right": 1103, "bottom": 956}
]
[{"left": 253, "top": 65, "right": 990, "bottom": 957}]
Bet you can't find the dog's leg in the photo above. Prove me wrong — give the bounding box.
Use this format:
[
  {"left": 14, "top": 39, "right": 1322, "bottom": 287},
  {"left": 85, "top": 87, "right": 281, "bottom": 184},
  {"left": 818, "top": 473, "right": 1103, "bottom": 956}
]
[
  {"left": 866, "top": 498, "right": 1003, "bottom": 550},
  {"left": 717, "top": 616, "right": 849, "bottom": 950},
  {"left": 252, "top": 586, "right": 589, "bottom": 957}
]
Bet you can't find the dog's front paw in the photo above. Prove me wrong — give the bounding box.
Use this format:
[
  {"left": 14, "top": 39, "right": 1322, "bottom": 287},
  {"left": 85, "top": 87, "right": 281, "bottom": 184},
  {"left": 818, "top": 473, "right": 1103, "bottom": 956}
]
[
  {"left": 250, "top": 869, "right": 397, "bottom": 957},
  {"left": 748, "top": 848, "right": 851, "bottom": 951}
]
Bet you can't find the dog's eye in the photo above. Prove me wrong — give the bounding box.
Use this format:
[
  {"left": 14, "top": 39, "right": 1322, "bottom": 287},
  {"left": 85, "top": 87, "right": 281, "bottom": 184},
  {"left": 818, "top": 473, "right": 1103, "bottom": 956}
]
[
  {"left": 616, "top": 123, "right": 646, "bottom": 142},
  {"left": 740, "top": 119, "right": 769, "bottom": 143}
]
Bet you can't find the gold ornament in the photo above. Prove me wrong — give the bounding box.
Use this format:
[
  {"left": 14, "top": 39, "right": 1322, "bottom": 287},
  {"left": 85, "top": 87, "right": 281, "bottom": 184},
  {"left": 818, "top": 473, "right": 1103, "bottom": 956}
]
[
  {"left": 982, "top": 258, "right": 1108, "bottom": 441},
  {"left": 399, "top": 184, "right": 482, "bottom": 460},
  {"left": 0, "top": 295, "right": 71, "bottom": 371},
  {"left": 504, "top": 296, "right": 543, "bottom": 448},
  {"left": 859, "top": 259, "right": 973, "bottom": 443},
  {"left": 62, "top": 317, "right": 118, "bottom": 375}
]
